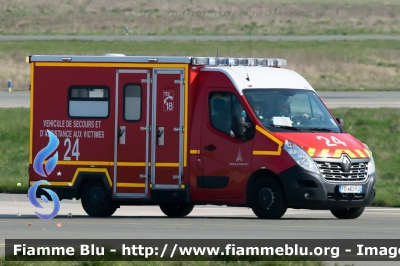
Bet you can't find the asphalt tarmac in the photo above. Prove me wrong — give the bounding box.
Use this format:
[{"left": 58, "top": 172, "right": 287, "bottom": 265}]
[{"left": 1, "top": 193, "right": 400, "bottom": 248}]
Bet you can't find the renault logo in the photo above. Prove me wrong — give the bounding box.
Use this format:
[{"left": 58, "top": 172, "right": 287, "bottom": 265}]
[{"left": 341, "top": 155, "right": 351, "bottom": 172}]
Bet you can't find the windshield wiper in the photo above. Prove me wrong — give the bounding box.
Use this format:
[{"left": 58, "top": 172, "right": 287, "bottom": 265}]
[
  {"left": 268, "top": 125, "right": 302, "bottom": 131},
  {"left": 307, "top": 127, "right": 337, "bottom": 132}
]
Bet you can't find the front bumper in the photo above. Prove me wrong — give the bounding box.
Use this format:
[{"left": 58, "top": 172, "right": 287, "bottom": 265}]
[{"left": 278, "top": 165, "right": 376, "bottom": 210}]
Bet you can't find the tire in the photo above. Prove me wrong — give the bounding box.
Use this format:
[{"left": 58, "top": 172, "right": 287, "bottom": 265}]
[
  {"left": 81, "top": 181, "right": 117, "bottom": 217},
  {"left": 250, "top": 177, "right": 287, "bottom": 219},
  {"left": 330, "top": 207, "right": 365, "bottom": 219},
  {"left": 159, "top": 203, "right": 194, "bottom": 218}
]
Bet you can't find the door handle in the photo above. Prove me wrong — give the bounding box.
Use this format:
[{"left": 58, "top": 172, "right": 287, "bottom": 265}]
[
  {"left": 119, "top": 126, "right": 126, "bottom": 145},
  {"left": 204, "top": 145, "right": 217, "bottom": 151}
]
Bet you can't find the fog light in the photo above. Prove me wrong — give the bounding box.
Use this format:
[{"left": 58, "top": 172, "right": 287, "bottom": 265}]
[{"left": 304, "top": 192, "right": 310, "bottom": 198}]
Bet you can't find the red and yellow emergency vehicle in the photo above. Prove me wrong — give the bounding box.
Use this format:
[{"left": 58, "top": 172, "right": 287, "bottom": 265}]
[{"left": 27, "top": 55, "right": 376, "bottom": 219}]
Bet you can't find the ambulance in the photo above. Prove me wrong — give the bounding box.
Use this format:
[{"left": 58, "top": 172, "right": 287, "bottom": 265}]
[{"left": 27, "top": 55, "right": 376, "bottom": 219}]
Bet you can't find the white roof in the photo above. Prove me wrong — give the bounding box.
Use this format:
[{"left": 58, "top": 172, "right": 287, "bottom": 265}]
[{"left": 200, "top": 66, "right": 314, "bottom": 95}]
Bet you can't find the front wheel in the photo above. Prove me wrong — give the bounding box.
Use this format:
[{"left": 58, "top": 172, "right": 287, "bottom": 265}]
[
  {"left": 159, "top": 203, "right": 194, "bottom": 217},
  {"left": 81, "top": 181, "right": 118, "bottom": 217},
  {"left": 250, "top": 177, "right": 287, "bottom": 219},
  {"left": 330, "top": 207, "right": 365, "bottom": 219}
]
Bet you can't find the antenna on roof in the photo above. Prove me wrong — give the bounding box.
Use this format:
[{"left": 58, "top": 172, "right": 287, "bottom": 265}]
[
  {"left": 250, "top": 28, "right": 252, "bottom": 58},
  {"left": 244, "top": 66, "right": 250, "bottom": 81},
  {"left": 244, "top": 28, "right": 251, "bottom": 81},
  {"left": 260, "top": 44, "right": 268, "bottom": 57}
]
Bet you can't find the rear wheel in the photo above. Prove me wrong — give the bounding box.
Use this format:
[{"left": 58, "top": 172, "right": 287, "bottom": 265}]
[
  {"left": 159, "top": 203, "right": 194, "bottom": 217},
  {"left": 330, "top": 207, "right": 365, "bottom": 219},
  {"left": 250, "top": 177, "right": 287, "bottom": 219},
  {"left": 81, "top": 181, "right": 117, "bottom": 217}
]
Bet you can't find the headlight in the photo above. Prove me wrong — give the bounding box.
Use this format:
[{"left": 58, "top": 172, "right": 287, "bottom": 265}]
[
  {"left": 363, "top": 143, "right": 376, "bottom": 175},
  {"left": 284, "top": 140, "right": 320, "bottom": 174},
  {"left": 367, "top": 155, "right": 376, "bottom": 175}
]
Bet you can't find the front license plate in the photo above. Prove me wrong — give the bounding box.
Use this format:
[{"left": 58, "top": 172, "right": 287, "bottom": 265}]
[{"left": 339, "top": 185, "right": 362, "bottom": 193}]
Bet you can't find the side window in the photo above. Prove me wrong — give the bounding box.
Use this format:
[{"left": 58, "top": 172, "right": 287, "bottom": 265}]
[
  {"left": 209, "top": 92, "right": 248, "bottom": 136},
  {"left": 124, "top": 84, "right": 141, "bottom": 121},
  {"left": 209, "top": 92, "right": 231, "bottom": 134},
  {"left": 68, "top": 86, "right": 109, "bottom": 118}
]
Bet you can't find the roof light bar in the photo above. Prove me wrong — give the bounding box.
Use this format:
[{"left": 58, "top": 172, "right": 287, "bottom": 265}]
[
  {"left": 218, "top": 58, "right": 228, "bottom": 66},
  {"left": 192, "top": 57, "right": 287, "bottom": 67},
  {"left": 238, "top": 58, "right": 249, "bottom": 66},
  {"left": 208, "top": 57, "right": 219, "bottom": 66},
  {"left": 258, "top": 59, "right": 268, "bottom": 66},
  {"left": 193, "top": 57, "right": 209, "bottom": 65},
  {"left": 248, "top": 58, "right": 258, "bottom": 66}
]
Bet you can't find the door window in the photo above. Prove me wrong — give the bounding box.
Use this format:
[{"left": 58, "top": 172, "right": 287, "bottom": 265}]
[
  {"left": 124, "top": 84, "right": 142, "bottom": 122},
  {"left": 209, "top": 92, "right": 252, "bottom": 140}
]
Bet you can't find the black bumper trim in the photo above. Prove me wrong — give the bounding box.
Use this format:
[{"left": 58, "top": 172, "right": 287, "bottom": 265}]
[{"left": 278, "top": 165, "right": 376, "bottom": 210}]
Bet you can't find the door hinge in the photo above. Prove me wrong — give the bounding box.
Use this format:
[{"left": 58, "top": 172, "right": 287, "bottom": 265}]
[
  {"left": 172, "top": 174, "right": 181, "bottom": 180},
  {"left": 141, "top": 78, "right": 152, "bottom": 84},
  {"left": 174, "top": 79, "right": 184, "bottom": 85}
]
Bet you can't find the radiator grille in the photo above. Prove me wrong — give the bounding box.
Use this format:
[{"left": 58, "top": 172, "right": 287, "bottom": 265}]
[{"left": 317, "top": 162, "right": 368, "bottom": 182}]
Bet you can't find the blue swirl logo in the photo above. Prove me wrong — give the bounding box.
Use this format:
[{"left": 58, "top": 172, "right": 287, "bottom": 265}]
[
  {"left": 33, "top": 130, "right": 59, "bottom": 177},
  {"left": 30, "top": 130, "right": 60, "bottom": 220},
  {"left": 28, "top": 180, "right": 61, "bottom": 220}
]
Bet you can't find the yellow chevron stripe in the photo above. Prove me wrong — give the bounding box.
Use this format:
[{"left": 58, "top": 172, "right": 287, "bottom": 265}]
[
  {"left": 354, "top": 149, "right": 366, "bottom": 158},
  {"left": 344, "top": 149, "right": 357, "bottom": 158},
  {"left": 333, "top": 149, "right": 342, "bottom": 158},
  {"left": 319, "top": 149, "right": 330, "bottom": 157},
  {"left": 307, "top": 148, "right": 316, "bottom": 157}
]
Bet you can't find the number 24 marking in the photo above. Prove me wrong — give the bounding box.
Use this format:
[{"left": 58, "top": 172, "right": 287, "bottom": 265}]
[
  {"left": 316, "top": 136, "right": 347, "bottom": 147},
  {"left": 64, "top": 138, "right": 80, "bottom": 160}
]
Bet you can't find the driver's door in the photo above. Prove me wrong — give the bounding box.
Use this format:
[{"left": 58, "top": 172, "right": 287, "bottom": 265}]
[{"left": 199, "top": 88, "right": 253, "bottom": 200}]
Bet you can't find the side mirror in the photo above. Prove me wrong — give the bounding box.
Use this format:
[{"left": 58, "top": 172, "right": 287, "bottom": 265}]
[
  {"left": 336, "top": 117, "right": 345, "bottom": 133},
  {"left": 336, "top": 117, "right": 344, "bottom": 126},
  {"left": 231, "top": 115, "right": 253, "bottom": 140}
]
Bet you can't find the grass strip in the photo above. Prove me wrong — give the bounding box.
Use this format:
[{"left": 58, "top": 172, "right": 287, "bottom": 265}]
[
  {"left": 0, "top": 0, "right": 399, "bottom": 36},
  {"left": 0, "top": 40, "right": 399, "bottom": 91}
]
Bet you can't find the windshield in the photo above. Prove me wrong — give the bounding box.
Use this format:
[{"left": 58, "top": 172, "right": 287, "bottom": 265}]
[{"left": 243, "top": 89, "right": 341, "bottom": 133}]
